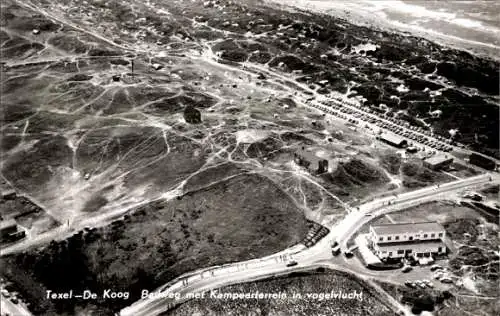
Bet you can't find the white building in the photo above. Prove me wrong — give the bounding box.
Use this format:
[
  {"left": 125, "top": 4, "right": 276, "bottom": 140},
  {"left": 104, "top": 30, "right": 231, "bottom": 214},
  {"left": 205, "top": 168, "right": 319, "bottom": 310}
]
[{"left": 369, "top": 222, "right": 446, "bottom": 259}]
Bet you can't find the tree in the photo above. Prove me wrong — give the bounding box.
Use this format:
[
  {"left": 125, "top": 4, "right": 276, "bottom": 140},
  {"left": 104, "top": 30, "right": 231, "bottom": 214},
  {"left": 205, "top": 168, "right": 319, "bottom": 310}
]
[{"left": 184, "top": 105, "right": 201, "bottom": 124}]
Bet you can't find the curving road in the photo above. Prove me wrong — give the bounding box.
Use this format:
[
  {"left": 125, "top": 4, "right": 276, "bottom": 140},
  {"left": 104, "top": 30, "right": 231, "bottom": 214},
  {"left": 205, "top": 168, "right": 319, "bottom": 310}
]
[{"left": 120, "top": 173, "right": 497, "bottom": 316}]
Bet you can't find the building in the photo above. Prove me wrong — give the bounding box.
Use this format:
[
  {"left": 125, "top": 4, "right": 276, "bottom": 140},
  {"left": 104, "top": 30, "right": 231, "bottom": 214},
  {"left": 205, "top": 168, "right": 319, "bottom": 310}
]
[
  {"left": 423, "top": 154, "right": 453, "bottom": 170},
  {"left": 0, "top": 219, "right": 25, "bottom": 243},
  {"left": 0, "top": 219, "right": 18, "bottom": 241},
  {"left": 1, "top": 189, "right": 16, "bottom": 200},
  {"left": 377, "top": 133, "right": 408, "bottom": 148},
  {"left": 369, "top": 221, "right": 446, "bottom": 259},
  {"left": 294, "top": 147, "right": 329, "bottom": 174},
  {"left": 469, "top": 153, "right": 496, "bottom": 170}
]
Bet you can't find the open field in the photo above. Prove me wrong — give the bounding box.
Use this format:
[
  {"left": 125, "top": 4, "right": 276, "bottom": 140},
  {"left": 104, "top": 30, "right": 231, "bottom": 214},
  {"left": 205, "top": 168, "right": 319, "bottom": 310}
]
[
  {"left": 165, "top": 270, "right": 393, "bottom": 316},
  {"left": 0, "top": 173, "right": 309, "bottom": 315}
]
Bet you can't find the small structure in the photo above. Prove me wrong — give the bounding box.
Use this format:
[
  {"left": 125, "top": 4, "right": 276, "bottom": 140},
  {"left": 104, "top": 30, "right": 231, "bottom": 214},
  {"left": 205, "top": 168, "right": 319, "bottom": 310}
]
[
  {"left": 294, "top": 147, "right": 328, "bottom": 174},
  {"left": 406, "top": 146, "right": 418, "bottom": 154},
  {"left": 369, "top": 221, "right": 446, "bottom": 260},
  {"left": 0, "top": 219, "right": 24, "bottom": 243},
  {"left": 152, "top": 63, "right": 163, "bottom": 70},
  {"left": 0, "top": 219, "right": 17, "bottom": 237},
  {"left": 423, "top": 154, "right": 453, "bottom": 170},
  {"left": 377, "top": 133, "right": 407, "bottom": 148},
  {"left": 1, "top": 189, "right": 16, "bottom": 200}
]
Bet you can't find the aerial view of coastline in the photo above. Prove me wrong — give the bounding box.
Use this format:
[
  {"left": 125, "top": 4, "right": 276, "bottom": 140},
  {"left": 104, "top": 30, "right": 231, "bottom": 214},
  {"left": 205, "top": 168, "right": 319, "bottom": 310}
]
[
  {"left": 1, "top": 1, "right": 499, "bottom": 316},
  {"left": 272, "top": 0, "right": 500, "bottom": 58}
]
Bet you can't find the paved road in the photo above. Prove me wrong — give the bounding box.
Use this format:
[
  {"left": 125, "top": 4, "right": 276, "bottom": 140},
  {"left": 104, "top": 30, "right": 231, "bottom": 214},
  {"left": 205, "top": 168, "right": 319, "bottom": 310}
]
[
  {"left": 120, "top": 173, "right": 497, "bottom": 316},
  {"left": 335, "top": 173, "right": 496, "bottom": 249}
]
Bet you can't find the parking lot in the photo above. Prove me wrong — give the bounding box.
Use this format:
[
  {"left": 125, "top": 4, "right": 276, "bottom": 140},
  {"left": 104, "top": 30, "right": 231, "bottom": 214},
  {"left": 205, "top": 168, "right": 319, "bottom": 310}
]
[{"left": 305, "top": 96, "right": 456, "bottom": 154}]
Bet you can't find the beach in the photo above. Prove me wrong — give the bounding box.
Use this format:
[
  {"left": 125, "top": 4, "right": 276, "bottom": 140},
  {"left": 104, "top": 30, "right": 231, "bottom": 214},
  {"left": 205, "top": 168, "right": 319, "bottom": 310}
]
[{"left": 266, "top": 0, "right": 500, "bottom": 60}]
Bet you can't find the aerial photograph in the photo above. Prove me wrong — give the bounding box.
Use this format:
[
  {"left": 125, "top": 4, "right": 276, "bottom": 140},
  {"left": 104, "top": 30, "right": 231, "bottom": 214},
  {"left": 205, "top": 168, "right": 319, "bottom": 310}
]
[{"left": 0, "top": 0, "right": 499, "bottom": 315}]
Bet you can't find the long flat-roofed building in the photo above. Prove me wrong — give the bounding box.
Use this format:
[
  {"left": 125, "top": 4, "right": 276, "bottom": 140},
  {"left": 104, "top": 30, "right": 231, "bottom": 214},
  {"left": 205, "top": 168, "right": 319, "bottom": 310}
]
[
  {"left": 369, "top": 221, "right": 446, "bottom": 259},
  {"left": 377, "top": 133, "right": 408, "bottom": 148},
  {"left": 424, "top": 155, "right": 453, "bottom": 170}
]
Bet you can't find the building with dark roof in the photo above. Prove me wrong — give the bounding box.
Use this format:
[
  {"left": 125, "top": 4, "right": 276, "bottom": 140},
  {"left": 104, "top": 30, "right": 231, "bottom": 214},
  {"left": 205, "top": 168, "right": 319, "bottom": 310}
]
[
  {"left": 294, "top": 147, "right": 328, "bottom": 174},
  {"left": 369, "top": 221, "right": 446, "bottom": 259},
  {"left": 469, "top": 153, "right": 496, "bottom": 170},
  {"left": 0, "top": 219, "right": 18, "bottom": 242},
  {"left": 377, "top": 133, "right": 408, "bottom": 148}
]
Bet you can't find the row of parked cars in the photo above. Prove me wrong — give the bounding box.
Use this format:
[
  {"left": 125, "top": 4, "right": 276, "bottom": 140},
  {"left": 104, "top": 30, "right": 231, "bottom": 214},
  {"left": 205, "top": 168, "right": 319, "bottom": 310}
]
[
  {"left": 431, "top": 265, "right": 454, "bottom": 283},
  {"left": 405, "top": 279, "right": 434, "bottom": 289},
  {"left": 302, "top": 224, "right": 329, "bottom": 248},
  {"left": 308, "top": 97, "right": 455, "bottom": 152}
]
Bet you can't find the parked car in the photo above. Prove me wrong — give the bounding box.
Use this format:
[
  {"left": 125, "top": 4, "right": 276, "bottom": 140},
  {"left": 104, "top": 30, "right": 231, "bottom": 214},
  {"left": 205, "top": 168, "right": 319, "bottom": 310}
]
[
  {"left": 402, "top": 265, "right": 413, "bottom": 273},
  {"left": 344, "top": 251, "right": 354, "bottom": 258},
  {"left": 286, "top": 261, "right": 298, "bottom": 267},
  {"left": 430, "top": 264, "right": 443, "bottom": 271},
  {"left": 331, "top": 245, "right": 341, "bottom": 256}
]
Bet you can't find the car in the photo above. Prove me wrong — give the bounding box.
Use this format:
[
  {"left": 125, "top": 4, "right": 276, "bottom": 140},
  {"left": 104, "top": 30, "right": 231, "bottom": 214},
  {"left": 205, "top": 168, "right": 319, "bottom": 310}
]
[
  {"left": 344, "top": 251, "right": 354, "bottom": 258},
  {"left": 402, "top": 266, "right": 413, "bottom": 273},
  {"left": 11, "top": 298, "right": 19, "bottom": 304},
  {"left": 331, "top": 245, "right": 341, "bottom": 256},
  {"left": 430, "top": 264, "right": 443, "bottom": 271},
  {"left": 286, "top": 261, "right": 298, "bottom": 267},
  {"left": 415, "top": 281, "right": 426, "bottom": 289},
  {"left": 441, "top": 277, "right": 453, "bottom": 284},
  {"left": 404, "top": 281, "right": 415, "bottom": 288}
]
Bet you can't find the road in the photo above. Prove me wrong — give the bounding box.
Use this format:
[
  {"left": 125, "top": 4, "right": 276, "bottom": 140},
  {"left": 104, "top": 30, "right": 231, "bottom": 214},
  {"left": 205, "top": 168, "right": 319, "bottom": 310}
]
[
  {"left": 335, "top": 173, "right": 496, "bottom": 250},
  {"left": 0, "top": 183, "right": 184, "bottom": 256},
  {"left": 120, "top": 173, "right": 497, "bottom": 316}
]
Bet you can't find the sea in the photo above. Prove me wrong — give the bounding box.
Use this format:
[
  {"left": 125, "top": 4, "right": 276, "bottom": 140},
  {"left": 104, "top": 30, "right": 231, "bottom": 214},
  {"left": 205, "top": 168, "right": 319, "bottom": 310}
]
[{"left": 267, "top": 0, "right": 500, "bottom": 60}]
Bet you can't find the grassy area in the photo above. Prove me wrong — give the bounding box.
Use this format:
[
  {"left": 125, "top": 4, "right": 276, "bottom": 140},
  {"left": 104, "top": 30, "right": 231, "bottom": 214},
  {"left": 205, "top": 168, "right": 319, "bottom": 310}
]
[
  {"left": 165, "top": 270, "right": 393, "bottom": 316},
  {"left": 377, "top": 281, "right": 453, "bottom": 315},
  {"left": 401, "top": 159, "right": 455, "bottom": 188},
  {"left": 0, "top": 173, "right": 309, "bottom": 315}
]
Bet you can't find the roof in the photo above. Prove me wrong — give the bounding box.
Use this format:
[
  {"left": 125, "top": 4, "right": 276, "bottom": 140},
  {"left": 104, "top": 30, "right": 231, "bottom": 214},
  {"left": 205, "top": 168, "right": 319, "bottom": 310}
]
[
  {"left": 379, "top": 133, "right": 407, "bottom": 145},
  {"left": 377, "top": 240, "right": 445, "bottom": 253},
  {"left": 424, "top": 155, "right": 453, "bottom": 166},
  {"left": 371, "top": 221, "right": 445, "bottom": 236},
  {"left": 295, "top": 148, "right": 327, "bottom": 165},
  {"left": 0, "top": 219, "right": 17, "bottom": 230}
]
